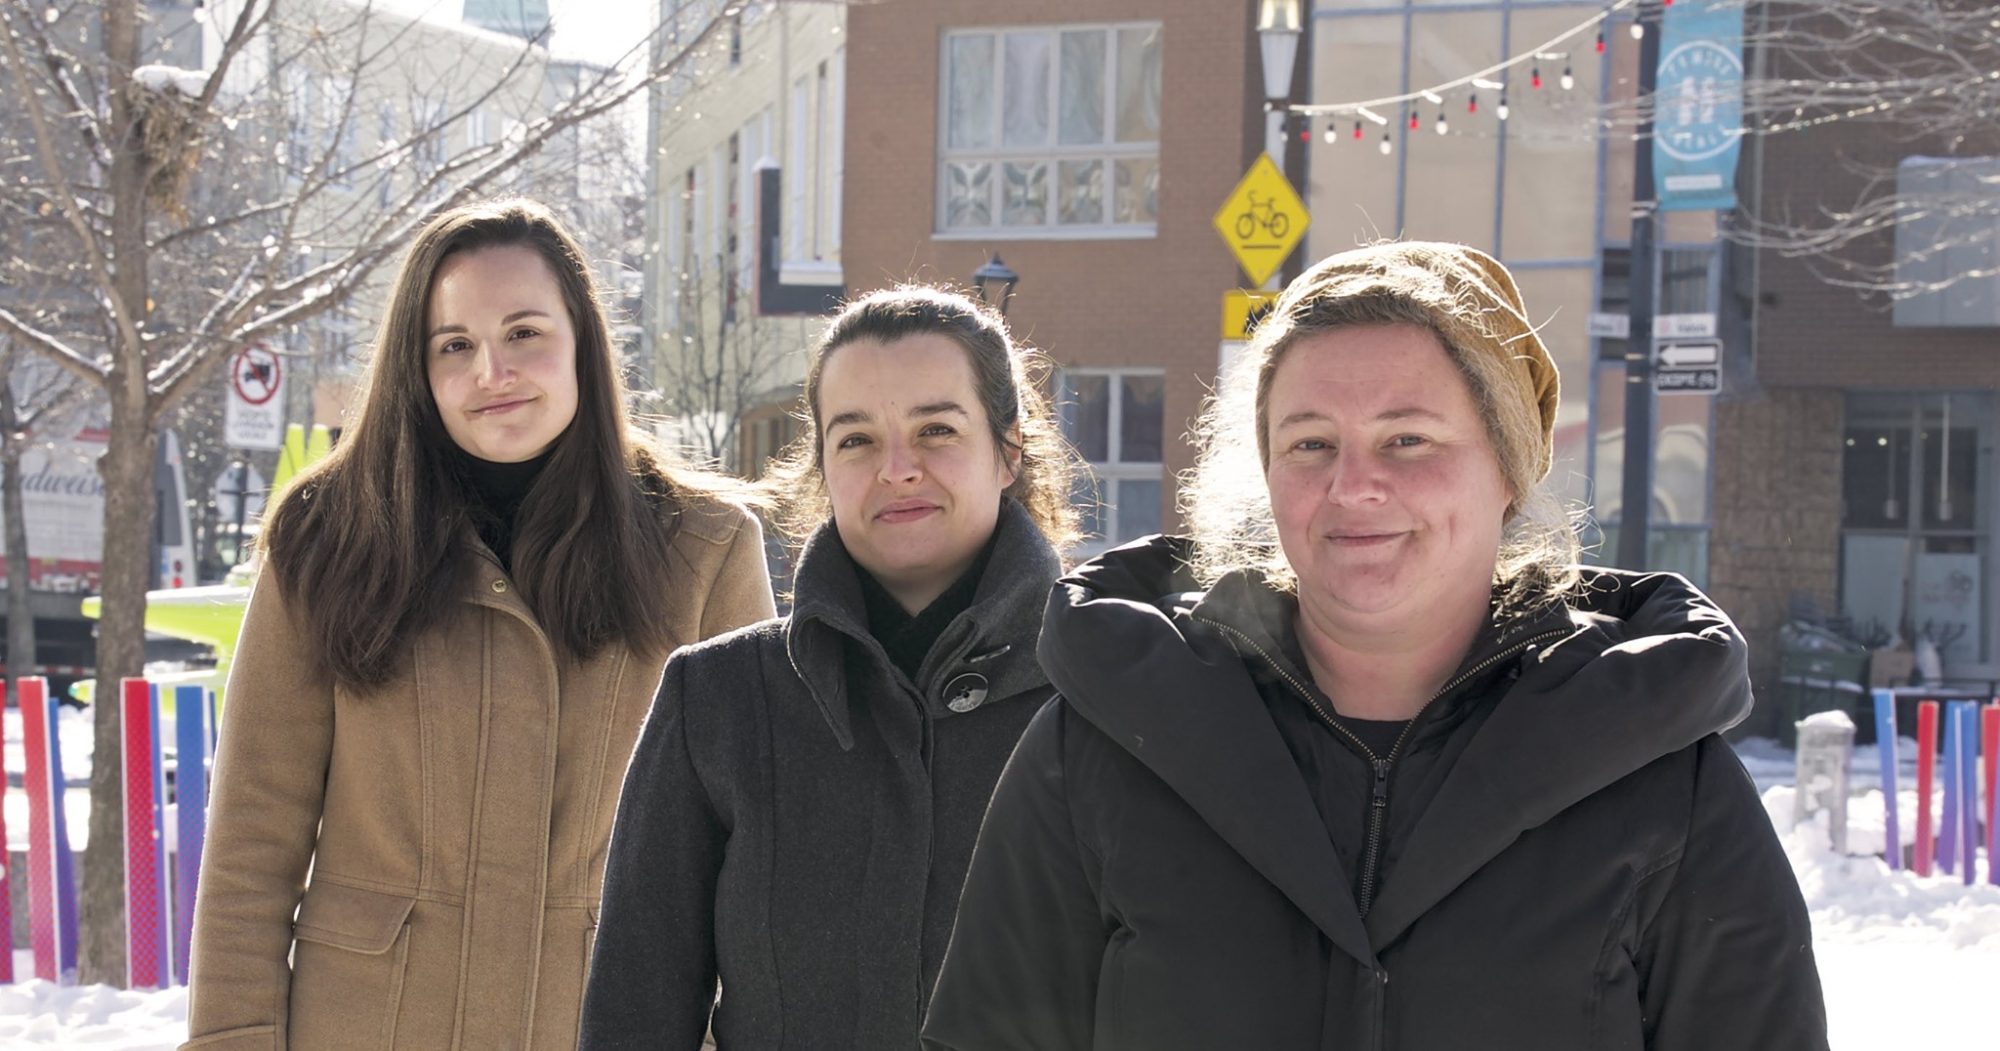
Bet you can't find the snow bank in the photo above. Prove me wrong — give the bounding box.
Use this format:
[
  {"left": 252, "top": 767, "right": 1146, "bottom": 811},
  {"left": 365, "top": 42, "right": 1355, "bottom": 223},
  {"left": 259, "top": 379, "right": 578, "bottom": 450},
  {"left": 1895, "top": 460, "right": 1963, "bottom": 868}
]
[{"left": 1, "top": 953, "right": 185, "bottom": 1050}]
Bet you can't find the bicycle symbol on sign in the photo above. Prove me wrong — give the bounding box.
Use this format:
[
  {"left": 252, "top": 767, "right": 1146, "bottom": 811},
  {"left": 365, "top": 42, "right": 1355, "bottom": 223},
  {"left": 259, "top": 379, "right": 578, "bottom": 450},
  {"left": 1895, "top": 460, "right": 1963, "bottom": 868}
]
[{"left": 1234, "top": 192, "right": 1291, "bottom": 241}]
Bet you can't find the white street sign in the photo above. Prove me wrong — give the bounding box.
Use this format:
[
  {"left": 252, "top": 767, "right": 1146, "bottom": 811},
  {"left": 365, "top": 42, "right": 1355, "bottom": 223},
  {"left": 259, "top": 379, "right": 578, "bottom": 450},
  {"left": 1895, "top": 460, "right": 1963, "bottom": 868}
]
[
  {"left": 213, "top": 463, "right": 268, "bottom": 523},
  {"left": 1588, "top": 312, "right": 1631, "bottom": 339},
  {"left": 1654, "top": 340, "right": 1722, "bottom": 395},
  {"left": 1656, "top": 312, "right": 1717, "bottom": 339},
  {"left": 1657, "top": 342, "right": 1720, "bottom": 368},
  {"left": 224, "top": 344, "right": 285, "bottom": 450}
]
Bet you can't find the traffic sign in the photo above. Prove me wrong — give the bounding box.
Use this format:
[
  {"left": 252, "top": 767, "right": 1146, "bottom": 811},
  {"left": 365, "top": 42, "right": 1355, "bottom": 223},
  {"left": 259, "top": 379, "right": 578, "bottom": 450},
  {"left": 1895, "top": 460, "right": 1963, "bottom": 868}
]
[
  {"left": 1654, "top": 340, "right": 1721, "bottom": 395},
  {"left": 1587, "top": 312, "right": 1631, "bottom": 339},
  {"left": 1221, "top": 289, "right": 1279, "bottom": 341},
  {"left": 1213, "top": 154, "right": 1309, "bottom": 287},
  {"left": 224, "top": 345, "right": 285, "bottom": 450},
  {"left": 1655, "top": 313, "right": 1717, "bottom": 339}
]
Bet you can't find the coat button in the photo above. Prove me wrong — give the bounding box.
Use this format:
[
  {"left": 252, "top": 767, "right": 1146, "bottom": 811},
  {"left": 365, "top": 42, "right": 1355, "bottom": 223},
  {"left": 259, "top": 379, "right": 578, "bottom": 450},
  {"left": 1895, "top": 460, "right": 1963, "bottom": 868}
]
[
  {"left": 942, "top": 672, "right": 989, "bottom": 713},
  {"left": 491, "top": 579, "right": 508, "bottom": 593}
]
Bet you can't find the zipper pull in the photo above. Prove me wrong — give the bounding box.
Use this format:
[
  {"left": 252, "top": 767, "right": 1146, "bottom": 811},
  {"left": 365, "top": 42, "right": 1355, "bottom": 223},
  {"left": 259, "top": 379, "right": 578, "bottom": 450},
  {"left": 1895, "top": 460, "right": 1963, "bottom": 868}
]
[{"left": 1371, "top": 758, "right": 1391, "bottom": 809}]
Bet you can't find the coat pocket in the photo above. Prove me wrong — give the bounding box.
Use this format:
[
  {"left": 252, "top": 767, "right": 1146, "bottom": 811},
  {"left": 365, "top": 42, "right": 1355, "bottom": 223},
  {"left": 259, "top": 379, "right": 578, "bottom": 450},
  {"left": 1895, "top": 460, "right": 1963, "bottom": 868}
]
[{"left": 290, "top": 882, "right": 417, "bottom": 1049}]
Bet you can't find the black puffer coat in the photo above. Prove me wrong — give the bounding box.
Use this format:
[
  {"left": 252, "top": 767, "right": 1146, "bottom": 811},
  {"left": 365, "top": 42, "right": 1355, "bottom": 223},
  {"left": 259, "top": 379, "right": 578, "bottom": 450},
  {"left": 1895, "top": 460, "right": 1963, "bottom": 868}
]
[
  {"left": 581, "top": 499, "right": 1060, "bottom": 1049},
  {"left": 924, "top": 537, "right": 1827, "bottom": 1050}
]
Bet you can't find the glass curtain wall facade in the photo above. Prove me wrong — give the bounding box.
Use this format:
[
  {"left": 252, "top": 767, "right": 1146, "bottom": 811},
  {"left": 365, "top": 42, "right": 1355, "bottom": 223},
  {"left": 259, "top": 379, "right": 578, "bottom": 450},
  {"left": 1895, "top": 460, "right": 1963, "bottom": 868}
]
[{"left": 1310, "top": 1, "right": 1718, "bottom": 583}]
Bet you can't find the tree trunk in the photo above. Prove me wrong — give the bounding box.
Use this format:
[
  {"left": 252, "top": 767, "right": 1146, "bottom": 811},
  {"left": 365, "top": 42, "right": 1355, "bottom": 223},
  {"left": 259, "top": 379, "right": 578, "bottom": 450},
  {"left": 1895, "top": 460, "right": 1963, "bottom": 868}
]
[
  {"left": 2, "top": 439, "right": 33, "bottom": 697},
  {"left": 78, "top": 0, "right": 149, "bottom": 986}
]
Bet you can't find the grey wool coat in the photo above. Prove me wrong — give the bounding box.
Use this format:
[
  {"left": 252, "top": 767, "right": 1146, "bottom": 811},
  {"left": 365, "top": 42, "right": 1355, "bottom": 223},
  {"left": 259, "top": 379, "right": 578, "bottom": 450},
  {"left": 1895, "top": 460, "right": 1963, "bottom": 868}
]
[{"left": 580, "top": 498, "right": 1062, "bottom": 1050}]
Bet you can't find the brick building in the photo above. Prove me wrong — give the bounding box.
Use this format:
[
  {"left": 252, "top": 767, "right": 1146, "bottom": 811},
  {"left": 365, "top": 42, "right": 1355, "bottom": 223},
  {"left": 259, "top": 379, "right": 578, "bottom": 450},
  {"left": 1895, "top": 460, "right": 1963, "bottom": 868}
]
[
  {"left": 839, "top": 0, "right": 1261, "bottom": 553},
  {"left": 1712, "top": 28, "right": 2000, "bottom": 723}
]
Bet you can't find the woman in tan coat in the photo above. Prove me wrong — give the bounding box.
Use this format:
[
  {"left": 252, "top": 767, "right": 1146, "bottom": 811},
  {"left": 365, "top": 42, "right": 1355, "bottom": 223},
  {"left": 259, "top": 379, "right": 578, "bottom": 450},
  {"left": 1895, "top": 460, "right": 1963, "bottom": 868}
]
[{"left": 182, "top": 198, "right": 775, "bottom": 1050}]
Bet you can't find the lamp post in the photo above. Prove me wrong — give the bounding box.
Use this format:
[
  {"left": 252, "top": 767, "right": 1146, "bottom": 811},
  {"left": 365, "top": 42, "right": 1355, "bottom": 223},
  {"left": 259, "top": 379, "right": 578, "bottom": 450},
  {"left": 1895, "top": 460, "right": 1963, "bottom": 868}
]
[
  {"left": 1256, "top": 0, "right": 1303, "bottom": 162},
  {"left": 1256, "top": 0, "right": 1309, "bottom": 286},
  {"left": 971, "top": 254, "right": 1019, "bottom": 316},
  {"left": 1615, "top": 1, "right": 1665, "bottom": 572}
]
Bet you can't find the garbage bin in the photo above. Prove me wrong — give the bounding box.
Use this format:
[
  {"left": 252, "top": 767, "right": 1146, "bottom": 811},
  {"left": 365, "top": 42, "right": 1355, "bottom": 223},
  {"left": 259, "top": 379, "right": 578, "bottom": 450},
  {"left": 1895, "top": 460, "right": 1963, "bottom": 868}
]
[{"left": 1776, "top": 621, "right": 1871, "bottom": 747}]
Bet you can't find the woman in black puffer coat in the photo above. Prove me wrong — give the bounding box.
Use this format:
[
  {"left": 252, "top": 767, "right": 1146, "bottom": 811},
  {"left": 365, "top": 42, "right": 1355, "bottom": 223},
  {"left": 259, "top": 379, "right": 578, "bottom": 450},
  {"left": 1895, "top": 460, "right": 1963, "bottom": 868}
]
[
  {"left": 924, "top": 243, "right": 1827, "bottom": 1050},
  {"left": 582, "top": 287, "right": 1082, "bottom": 1049}
]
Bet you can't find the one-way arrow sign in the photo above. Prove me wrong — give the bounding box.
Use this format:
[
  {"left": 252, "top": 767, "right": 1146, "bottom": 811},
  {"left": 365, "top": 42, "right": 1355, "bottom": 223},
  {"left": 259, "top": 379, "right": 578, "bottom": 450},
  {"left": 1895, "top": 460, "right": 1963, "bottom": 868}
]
[
  {"left": 1658, "top": 342, "right": 1719, "bottom": 368},
  {"left": 1654, "top": 340, "right": 1721, "bottom": 396}
]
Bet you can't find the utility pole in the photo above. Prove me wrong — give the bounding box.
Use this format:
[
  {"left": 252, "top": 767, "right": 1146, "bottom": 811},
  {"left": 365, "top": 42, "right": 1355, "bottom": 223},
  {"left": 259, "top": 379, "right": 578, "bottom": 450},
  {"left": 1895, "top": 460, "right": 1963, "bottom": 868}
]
[{"left": 1616, "top": 1, "right": 1664, "bottom": 571}]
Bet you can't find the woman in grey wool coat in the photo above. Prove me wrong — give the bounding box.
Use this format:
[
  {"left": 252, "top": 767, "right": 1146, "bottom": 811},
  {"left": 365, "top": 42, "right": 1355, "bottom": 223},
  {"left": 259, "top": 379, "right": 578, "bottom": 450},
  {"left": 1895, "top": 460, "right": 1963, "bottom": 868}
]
[{"left": 580, "top": 285, "right": 1084, "bottom": 1049}]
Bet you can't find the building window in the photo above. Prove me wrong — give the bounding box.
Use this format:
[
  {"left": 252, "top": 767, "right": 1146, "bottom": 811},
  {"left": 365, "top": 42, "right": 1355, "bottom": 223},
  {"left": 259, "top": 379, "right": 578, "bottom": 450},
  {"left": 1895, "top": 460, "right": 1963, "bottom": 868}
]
[
  {"left": 938, "top": 23, "right": 1161, "bottom": 236},
  {"left": 376, "top": 104, "right": 398, "bottom": 206},
  {"left": 1060, "top": 370, "right": 1165, "bottom": 548},
  {"left": 467, "top": 109, "right": 490, "bottom": 150},
  {"left": 284, "top": 69, "right": 315, "bottom": 173},
  {"left": 1840, "top": 393, "right": 1990, "bottom": 668}
]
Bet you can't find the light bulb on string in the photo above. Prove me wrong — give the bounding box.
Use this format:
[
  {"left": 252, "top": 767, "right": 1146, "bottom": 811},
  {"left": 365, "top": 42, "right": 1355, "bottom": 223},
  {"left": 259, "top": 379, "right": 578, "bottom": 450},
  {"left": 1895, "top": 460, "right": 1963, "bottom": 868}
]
[
  {"left": 1596, "top": 31, "right": 1605, "bottom": 54},
  {"left": 1468, "top": 94, "right": 1478, "bottom": 114},
  {"left": 1531, "top": 67, "right": 1542, "bottom": 89},
  {"left": 1497, "top": 94, "right": 1509, "bottom": 120},
  {"left": 43, "top": 1, "right": 59, "bottom": 23},
  {"left": 1408, "top": 110, "right": 1419, "bottom": 130},
  {"left": 1630, "top": 21, "right": 1645, "bottom": 40},
  {"left": 194, "top": 1, "right": 208, "bottom": 25},
  {"left": 1435, "top": 110, "right": 1448, "bottom": 135},
  {"left": 1353, "top": 120, "right": 1364, "bottom": 140},
  {"left": 1323, "top": 121, "right": 1339, "bottom": 144},
  {"left": 1379, "top": 132, "right": 1393, "bottom": 156},
  {"left": 1560, "top": 66, "right": 1575, "bottom": 91}
]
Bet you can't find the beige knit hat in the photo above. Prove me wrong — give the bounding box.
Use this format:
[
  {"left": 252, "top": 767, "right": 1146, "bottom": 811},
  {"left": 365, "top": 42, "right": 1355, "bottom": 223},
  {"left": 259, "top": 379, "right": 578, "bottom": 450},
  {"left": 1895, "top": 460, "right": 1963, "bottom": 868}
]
[{"left": 1279, "top": 241, "right": 1561, "bottom": 480}]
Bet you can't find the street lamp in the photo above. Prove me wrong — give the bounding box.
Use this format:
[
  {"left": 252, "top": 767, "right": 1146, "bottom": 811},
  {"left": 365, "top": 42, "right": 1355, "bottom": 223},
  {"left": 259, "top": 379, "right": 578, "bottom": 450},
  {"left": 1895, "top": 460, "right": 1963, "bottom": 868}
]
[
  {"left": 971, "top": 254, "right": 1019, "bottom": 316},
  {"left": 1257, "top": 1, "right": 1303, "bottom": 102}
]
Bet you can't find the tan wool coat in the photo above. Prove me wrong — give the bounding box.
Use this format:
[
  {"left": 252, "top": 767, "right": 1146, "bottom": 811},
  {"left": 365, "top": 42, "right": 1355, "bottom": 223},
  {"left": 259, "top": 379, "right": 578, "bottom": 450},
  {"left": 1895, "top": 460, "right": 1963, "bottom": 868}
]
[{"left": 181, "top": 495, "right": 776, "bottom": 1051}]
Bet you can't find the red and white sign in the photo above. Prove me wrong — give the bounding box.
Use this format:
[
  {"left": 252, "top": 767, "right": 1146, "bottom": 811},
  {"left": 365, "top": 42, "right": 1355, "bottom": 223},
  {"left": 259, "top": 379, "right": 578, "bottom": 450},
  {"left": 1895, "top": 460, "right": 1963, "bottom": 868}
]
[{"left": 224, "top": 344, "right": 285, "bottom": 450}]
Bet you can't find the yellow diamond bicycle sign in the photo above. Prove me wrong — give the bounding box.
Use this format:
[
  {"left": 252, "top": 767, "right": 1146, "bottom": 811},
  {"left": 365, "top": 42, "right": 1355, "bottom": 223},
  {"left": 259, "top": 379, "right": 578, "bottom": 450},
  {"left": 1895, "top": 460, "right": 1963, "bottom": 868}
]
[{"left": 1213, "top": 153, "right": 1309, "bottom": 287}]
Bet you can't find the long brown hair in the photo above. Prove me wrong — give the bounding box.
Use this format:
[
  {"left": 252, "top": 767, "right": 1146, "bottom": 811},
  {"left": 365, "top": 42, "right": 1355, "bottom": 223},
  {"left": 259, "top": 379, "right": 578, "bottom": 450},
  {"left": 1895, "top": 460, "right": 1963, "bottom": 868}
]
[
  {"left": 765, "top": 285, "right": 1081, "bottom": 552},
  {"left": 261, "top": 197, "right": 717, "bottom": 691}
]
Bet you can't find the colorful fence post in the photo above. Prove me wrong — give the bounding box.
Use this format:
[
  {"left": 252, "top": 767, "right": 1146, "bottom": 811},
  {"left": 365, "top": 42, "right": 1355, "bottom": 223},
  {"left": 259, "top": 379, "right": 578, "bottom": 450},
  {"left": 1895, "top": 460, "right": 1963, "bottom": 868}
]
[
  {"left": 1939, "top": 705, "right": 1962, "bottom": 875},
  {"left": 1873, "top": 690, "right": 1901, "bottom": 871},
  {"left": 121, "top": 679, "right": 171, "bottom": 988},
  {"left": 1955, "top": 702, "right": 1979, "bottom": 886},
  {"left": 1915, "top": 700, "right": 1939, "bottom": 876},
  {"left": 19, "top": 677, "right": 79, "bottom": 981},
  {"left": 1985, "top": 702, "right": 1999, "bottom": 886},
  {"left": 173, "top": 684, "right": 212, "bottom": 985},
  {"left": 0, "top": 681, "right": 13, "bottom": 983}
]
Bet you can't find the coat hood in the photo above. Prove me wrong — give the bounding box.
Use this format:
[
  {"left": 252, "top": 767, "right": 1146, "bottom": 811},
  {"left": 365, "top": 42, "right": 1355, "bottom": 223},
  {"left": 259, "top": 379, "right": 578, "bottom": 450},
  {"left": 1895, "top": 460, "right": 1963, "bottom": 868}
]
[
  {"left": 787, "top": 497, "right": 1062, "bottom": 750},
  {"left": 1037, "top": 535, "right": 1753, "bottom": 963}
]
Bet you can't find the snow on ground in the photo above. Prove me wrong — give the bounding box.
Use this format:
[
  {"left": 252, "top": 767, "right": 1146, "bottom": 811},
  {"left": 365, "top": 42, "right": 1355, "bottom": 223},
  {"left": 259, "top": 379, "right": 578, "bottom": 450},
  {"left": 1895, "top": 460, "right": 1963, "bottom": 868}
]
[
  {"left": 5, "top": 702, "right": 100, "bottom": 851},
  {"left": 2, "top": 734, "right": 1997, "bottom": 1047}
]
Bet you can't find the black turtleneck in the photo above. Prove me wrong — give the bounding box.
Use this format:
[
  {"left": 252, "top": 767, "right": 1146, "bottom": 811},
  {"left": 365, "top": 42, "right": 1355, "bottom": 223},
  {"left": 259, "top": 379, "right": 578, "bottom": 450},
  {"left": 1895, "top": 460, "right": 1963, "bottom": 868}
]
[
  {"left": 857, "top": 527, "right": 1002, "bottom": 681},
  {"left": 457, "top": 445, "right": 556, "bottom": 573}
]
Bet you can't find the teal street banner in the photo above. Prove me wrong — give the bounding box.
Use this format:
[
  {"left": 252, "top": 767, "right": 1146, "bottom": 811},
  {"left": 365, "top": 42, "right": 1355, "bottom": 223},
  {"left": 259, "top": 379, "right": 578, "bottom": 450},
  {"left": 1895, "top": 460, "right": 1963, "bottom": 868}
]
[{"left": 1654, "top": 0, "right": 1745, "bottom": 212}]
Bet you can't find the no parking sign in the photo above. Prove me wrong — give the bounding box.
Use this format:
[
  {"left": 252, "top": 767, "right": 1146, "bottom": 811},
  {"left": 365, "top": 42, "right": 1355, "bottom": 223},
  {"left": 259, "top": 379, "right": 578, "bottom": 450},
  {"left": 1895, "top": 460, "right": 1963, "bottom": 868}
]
[{"left": 223, "top": 344, "right": 285, "bottom": 450}]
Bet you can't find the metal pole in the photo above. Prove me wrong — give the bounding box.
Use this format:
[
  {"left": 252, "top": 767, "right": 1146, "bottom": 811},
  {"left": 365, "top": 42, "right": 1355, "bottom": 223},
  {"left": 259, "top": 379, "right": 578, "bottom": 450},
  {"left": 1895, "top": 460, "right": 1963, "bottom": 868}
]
[
  {"left": 231, "top": 459, "right": 249, "bottom": 566},
  {"left": 1281, "top": 1, "right": 1314, "bottom": 287},
  {"left": 1616, "top": 3, "right": 1664, "bottom": 571}
]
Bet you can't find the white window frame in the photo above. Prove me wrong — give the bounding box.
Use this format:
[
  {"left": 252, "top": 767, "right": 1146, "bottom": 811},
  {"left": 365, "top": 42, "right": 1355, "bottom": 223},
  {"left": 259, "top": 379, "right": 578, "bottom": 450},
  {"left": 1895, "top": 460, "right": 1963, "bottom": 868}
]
[
  {"left": 708, "top": 142, "right": 727, "bottom": 271},
  {"left": 1060, "top": 367, "right": 1167, "bottom": 552},
  {"left": 936, "top": 22, "right": 1161, "bottom": 240},
  {"left": 824, "top": 48, "right": 845, "bottom": 257},
  {"left": 466, "top": 108, "right": 490, "bottom": 150},
  {"left": 787, "top": 74, "right": 810, "bottom": 262},
  {"left": 738, "top": 113, "right": 767, "bottom": 293}
]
